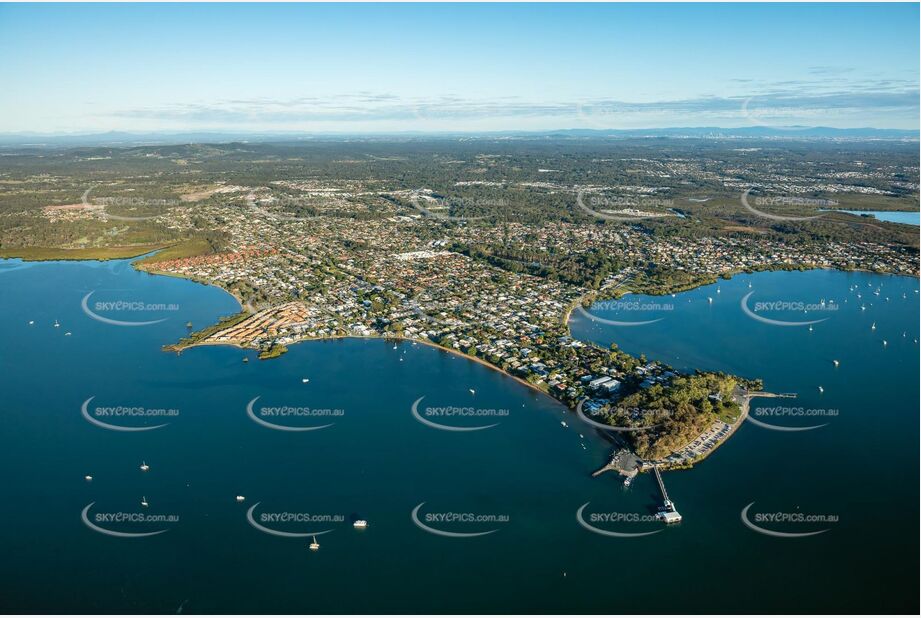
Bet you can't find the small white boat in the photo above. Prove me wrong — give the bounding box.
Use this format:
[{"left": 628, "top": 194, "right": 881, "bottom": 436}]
[
  {"left": 140, "top": 461, "right": 150, "bottom": 472},
  {"left": 833, "top": 360, "right": 840, "bottom": 367},
  {"left": 560, "top": 421, "right": 568, "bottom": 428},
  {"left": 84, "top": 475, "right": 93, "bottom": 482},
  {"left": 393, "top": 344, "right": 397, "bottom": 350},
  {"left": 309, "top": 536, "right": 320, "bottom": 551},
  {"left": 818, "top": 386, "right": 824, "bottom": 393},
  {"left": 623, "top": 476, "right": 632, "bottom": 488},
  {"left": 28, "top": 320, "right": 34, "bottom": 325},
  {"left": 301, "top": 378, "right": 309, "bottom": 383},
  {"left": 871, "top": 322, "right": 876, "bottom": 330},
  {"left": 141, "top": 496, "right": 149, "bottom": 508},
  {"left": 882, "top": 340, "right": 888, "bottom": 347},
  {"left": 64, "top": 332, "right": 72, "bottom": 336},
  {"left": 707, "top": 297, "right": 713, "bottom": 304},
  {"left": 235, "top": 495, "right": 246, "bottom": 503},
  {"left": 53, "top": 320, "right": 60, "bottom": 328},
  {"left": 353, "top": 519, "right": 368, "bottom": 529},
  {"left": 808, "top": 325, "right": 813, "bottom": 332},
  {"left": 469, "top": 388, "right": 475, "bottom": 395}
]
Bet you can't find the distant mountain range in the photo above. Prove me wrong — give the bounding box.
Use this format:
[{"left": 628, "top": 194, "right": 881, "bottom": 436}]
[{"left": 0, "top": 126, "right": 916, "bottom": 147}]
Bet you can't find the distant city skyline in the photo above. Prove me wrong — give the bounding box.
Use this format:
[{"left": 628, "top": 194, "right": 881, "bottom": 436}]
[{"left": 0, "top": 2, "right": 918, "bottom": 133}]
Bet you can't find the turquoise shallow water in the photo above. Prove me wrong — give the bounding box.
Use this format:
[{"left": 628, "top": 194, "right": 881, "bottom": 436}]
[{"left": 0, "top": 260, "right": 918, "bottom": 613}]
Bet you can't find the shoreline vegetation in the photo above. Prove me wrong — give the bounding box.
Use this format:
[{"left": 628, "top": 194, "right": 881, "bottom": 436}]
[
  {"left": 0, "top": 244, "right": 169, "bottom": 261},
  {"left": 5, "top": 249, "right": 912, "bottom": 473},
  {"left": 160, "top": 264, "right": 790, "bottom": 472},
  {"left": 0, "top": 237, "right": 215, "bottom": 263},
  {"left": 145, "top": 261, "right": 913, "bottom": 470}
]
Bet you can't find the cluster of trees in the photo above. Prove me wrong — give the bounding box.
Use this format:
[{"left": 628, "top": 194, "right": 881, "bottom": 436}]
[
  {"left": 452, "top": 242, "right": 625, "bottom": 288},
  {"left": 612, "top": 372, "right": 742, "bottom": 460}
]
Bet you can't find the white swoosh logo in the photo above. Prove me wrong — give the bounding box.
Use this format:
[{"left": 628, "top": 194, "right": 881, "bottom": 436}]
[
  {"left": 575, "top": 399, "right": 662, "bottom": 433},
  {"left": 410, "top": 396, "right": 499, "bottom": 432},
  {"left": 246, "top": 397, "right": 335, "bottom": 432},
  {"left": 80, "top": 291, "right": 168, "bottom": 327},
  {"left": 410, "top": 503, "right": 498, "bottom": 538},
  {"left": 0, "top": 263, "right": 34, "bottom": 275},
  {"left": 245, "top": 503, "right": 334, "bottom": 538},
  {"left": 740, "top": 502, "right": 828, "bottom": 538},
  {"left": 81, "top": 396, "right": 169, "bottom": 432},
  {"left": 574, "top": 304, "right": 664, "bottom": 327},
  {"left": 740, "top": 291, "right": 828, "bottom": 327},
  {"left": 246, "top": 194, "right": 317, "bottom": 222},
  {"left": 575, "top": 189, "right": 655, "bottom": 222},
  {"left": 576, "top": 503, "right": 662, "bottom": 538},
  {"left": 81, "top": 502, "right": 169, "bottom": 538},
  {"left": 740, "top": 99, "right": 815, "bottom": 133},
  {"left": 740, "top": 188, "right": 824, "bottom": 222},
  {"left": 409, "top": 196, "right": 484, "bottom": 222},
  {"left": 83, "top": 185, "right": 157, "bottom": 221}
]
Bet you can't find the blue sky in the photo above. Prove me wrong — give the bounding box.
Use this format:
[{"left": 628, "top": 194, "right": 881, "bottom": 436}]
[{"left": 0, "top": 3, "right": 917, "bottom": 133}]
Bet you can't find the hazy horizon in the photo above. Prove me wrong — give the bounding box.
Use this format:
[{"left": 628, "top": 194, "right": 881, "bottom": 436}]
[{"left": 1, "top": 3, "right": 918, "bottom": 134}]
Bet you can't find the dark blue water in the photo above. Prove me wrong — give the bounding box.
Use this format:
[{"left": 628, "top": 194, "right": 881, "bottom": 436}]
[{"left": 0, "top": 260, "right": 917, "bottom": 613}]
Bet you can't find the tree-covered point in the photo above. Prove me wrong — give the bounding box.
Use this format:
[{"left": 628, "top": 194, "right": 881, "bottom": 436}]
[{"left": 606, "top": 372, "right": 743, "bottom": 460}]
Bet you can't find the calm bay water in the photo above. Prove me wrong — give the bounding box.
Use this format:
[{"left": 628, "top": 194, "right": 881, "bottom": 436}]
[
  {"left": 822, "top": 209, "right": 920, "bottom": 226},
  {"left": 0, "top": 260, "right": 917, "bottom": 613}
]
